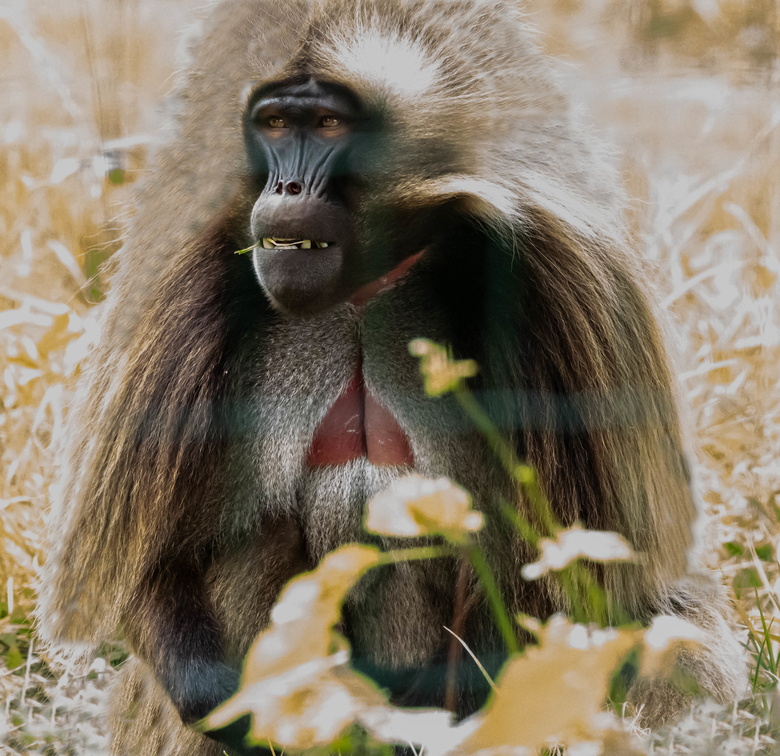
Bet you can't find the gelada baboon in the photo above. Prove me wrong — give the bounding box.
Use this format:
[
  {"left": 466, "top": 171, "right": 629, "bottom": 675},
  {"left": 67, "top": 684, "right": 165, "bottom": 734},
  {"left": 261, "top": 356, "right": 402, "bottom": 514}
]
[{"left": 39, "top": 0, "right": 746, "bottom": 753}]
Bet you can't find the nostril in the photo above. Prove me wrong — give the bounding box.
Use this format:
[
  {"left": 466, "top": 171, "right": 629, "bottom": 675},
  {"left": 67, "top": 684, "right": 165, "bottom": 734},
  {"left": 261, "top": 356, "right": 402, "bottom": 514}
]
[
  {"left": 285, "top": 181, "right": 302, "bottom": 195},
  {"left": 275, "top": 181, "right": 284, "bottom": 194}
]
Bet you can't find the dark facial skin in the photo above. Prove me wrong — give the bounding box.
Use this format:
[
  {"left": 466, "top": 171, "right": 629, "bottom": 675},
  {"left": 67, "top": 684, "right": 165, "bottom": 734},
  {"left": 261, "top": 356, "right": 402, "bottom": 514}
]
[
  {"left": 243, "top": 77, "right": 445, "bottom": 315},
  {"left": 244, "top": 78, "right": 366, "bottom": 314}
]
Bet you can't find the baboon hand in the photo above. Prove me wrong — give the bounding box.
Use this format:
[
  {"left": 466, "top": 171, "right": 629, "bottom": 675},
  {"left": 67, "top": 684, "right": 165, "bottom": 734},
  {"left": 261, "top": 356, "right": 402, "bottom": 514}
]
[
  {"left": 167, "top": 662, "right": 270, "bottom": 755},
  {"left": 166, "top": 659, "right": 240, "bottom": 726}
]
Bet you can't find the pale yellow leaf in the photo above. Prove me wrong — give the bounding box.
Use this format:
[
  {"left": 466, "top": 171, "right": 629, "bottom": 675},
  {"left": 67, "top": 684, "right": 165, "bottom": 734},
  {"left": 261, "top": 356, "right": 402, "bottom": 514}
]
[
  {"left": 243, "top": 545, "right": 381, "bottom": 683},
  {"left": 450, "top": 616, "right": 638, "bottom": 754}
]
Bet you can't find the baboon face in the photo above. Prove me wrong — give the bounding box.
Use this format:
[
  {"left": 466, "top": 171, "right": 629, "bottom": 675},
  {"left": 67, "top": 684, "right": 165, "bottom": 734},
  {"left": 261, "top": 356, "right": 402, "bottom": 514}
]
[{"left": 244, "top": 76, "right": 437, "bottom": 315}]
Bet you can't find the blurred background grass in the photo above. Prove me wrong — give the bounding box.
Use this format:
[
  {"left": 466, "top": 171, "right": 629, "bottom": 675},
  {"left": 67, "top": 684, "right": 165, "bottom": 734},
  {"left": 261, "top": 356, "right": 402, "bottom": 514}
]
[{"left": 0, "top": 0, "right": 778, "bottom": 753}]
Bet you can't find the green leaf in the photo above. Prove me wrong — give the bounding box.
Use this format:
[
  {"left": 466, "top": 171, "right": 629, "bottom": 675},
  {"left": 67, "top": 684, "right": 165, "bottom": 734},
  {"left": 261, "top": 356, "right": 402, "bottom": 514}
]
[
  {"left": 733, "top": 567, "right": 762, "bottom": 599},
  {"left": 5, "top": 642, "right": 24, "bottom": 670},
  {"left": 107, "top": 168, "right": 126, "bottom": 185},
  {"left": 723, "top": 541, "right": 744, "bottom": 557}
]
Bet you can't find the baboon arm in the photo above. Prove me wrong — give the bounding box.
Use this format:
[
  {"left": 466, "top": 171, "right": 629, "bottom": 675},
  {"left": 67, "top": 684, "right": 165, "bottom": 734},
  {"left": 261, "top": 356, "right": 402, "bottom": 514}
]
[
  {"left": 125, "top": 554, "right": 274, "bottom": 755},
  {"left": 125, "top": 554, "right": 238, "bottom": 723}
]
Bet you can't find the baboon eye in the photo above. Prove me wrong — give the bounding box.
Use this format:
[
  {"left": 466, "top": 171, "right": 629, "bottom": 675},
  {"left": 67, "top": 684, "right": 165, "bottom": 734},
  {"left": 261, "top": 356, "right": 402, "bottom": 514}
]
[
  {"left": 267, "top": 116, "right": 287, "bottom": 129},
  {"left": 319, "top": 115, "right": 341, "bottom": 128}
]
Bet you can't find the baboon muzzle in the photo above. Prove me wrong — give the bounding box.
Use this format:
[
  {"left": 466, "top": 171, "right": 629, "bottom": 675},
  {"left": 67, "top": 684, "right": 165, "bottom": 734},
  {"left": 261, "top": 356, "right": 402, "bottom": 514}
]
[{"left": 248, "top": 135, "right": 356, "bottom": 315}]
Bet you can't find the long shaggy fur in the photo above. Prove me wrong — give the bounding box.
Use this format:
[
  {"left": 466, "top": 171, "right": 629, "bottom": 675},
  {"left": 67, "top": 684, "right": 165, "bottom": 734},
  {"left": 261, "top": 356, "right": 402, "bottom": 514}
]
[{"left": 39, "top": 1, "right": 746, "bottom": 753}]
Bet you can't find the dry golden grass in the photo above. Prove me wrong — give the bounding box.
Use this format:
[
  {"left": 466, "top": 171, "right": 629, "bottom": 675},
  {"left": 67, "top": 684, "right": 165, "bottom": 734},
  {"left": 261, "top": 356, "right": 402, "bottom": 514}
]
[{"left": 0, "top": 1, "right": 778, "bottom": 753}]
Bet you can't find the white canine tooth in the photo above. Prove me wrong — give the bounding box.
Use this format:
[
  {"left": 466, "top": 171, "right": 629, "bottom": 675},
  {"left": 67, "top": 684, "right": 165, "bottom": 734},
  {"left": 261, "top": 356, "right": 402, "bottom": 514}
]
[
  {"left": 301, "top": 240, "right": 312, "bottom": 249},
  {"left": 320, "top": 242, "right": 329, "bottom": 248},
  {"left": 262, "top": 238, "right": 273, "bottom": 249}
]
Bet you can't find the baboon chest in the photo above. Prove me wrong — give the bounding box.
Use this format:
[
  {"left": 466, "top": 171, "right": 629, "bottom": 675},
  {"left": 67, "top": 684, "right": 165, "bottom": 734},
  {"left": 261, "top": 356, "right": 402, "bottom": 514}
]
[{"left": 306, "top": 362, "right": 414, "bottom": 467}]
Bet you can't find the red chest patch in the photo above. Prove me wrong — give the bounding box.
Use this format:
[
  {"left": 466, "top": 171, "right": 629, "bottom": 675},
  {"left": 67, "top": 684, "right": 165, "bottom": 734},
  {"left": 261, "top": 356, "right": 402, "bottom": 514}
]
[{"left": 306, "top": 369, "right": 414, "bottom": 467}]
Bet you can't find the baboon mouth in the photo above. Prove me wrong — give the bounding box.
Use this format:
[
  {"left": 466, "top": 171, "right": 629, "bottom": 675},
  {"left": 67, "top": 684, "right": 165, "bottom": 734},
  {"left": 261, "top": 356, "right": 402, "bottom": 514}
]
[{"left": 262, "top": 237, "right": 332, "bottom": 249}]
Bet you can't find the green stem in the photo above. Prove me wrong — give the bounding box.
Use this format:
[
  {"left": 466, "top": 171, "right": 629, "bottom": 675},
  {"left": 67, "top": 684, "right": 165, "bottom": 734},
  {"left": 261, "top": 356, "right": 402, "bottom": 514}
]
[
  {"left": 452, "top": 374, "right": 629, "bottom": 631},
  {"left": 234, "top": 241, "right": 261, "bottom": 255},
  {"left": 500, "top": 500, "right": 539, "bottom": 547},
  {"left": 467, "top": 544, "right": 518, "bottom": 654},
  {"left": 454, "top": 387, "right": 518, "bottom": 474},
  {"left": 515, "top": 467, "right": 558, "bottom": 538},
  {"left": 556, "top": 567, "right": 586, "bottom": 623},
  {"left": 454, "top": 387, "right": 557, "bottom": 537}
]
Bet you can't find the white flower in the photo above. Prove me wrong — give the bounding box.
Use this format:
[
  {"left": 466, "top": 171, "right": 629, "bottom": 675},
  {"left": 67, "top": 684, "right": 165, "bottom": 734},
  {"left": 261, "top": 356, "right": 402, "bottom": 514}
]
[
  {"left": 641, "top": 615, "right": 707, "bottom": 677},
  {"left": 365, "top": 474, "right": 483, "bottom": 541},
  {"left": 522, "top": 526, "right": 637, "bottom": 580}
]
